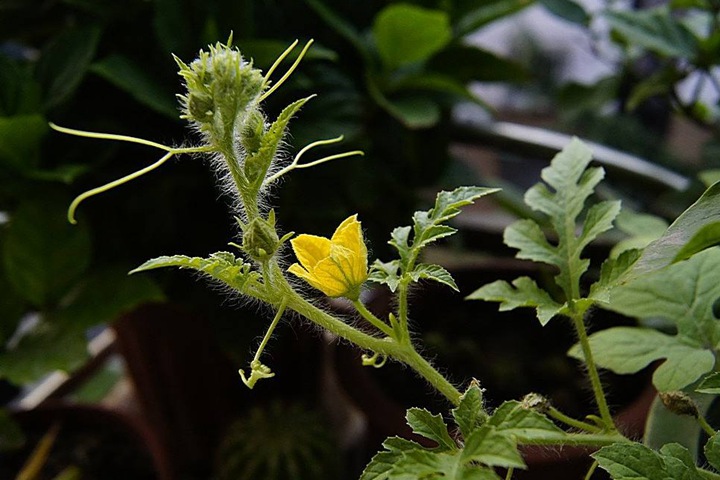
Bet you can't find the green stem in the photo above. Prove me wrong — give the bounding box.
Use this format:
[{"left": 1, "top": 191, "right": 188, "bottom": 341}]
[
  {"left": 700, "top": 468, "right": 720, "bottom": 480},
  {"left": 584, "top": 460, "right": 599, "bottom": 480},
  {"left": 519, "top": 432, "right": 627, "bottom": 447},
  {"left": 251, "top": 297, "right": 287, "bottom": 364},
  {"left": 505, "top": 467, "right": 514, "bottom": 480},
  {"left": 548, "top": 406, "right": 602, "bottom": 433},
  {"left": 353, "top": 299, "right": 394, "bottom": 337},
  {"left": 571, "top": 310, "right": 616, "bottom": 431},
  {"left": 397, "top": 279, "right": 410, "bottom": 344},
  {"left": 276, "top": 276, "right": 462, "bottom": 405},
  {"left": 396, "top": 346, "right": 462, "bottom": 406},
  {"left": 698, "top": 414, "right": 717, "bottom": 437}
]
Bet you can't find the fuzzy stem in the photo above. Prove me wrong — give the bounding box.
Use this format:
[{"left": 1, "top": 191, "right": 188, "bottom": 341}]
[
  {"left": 584, "top": 460, "right": 599, "bottom": 480},
  {"left": 519, "top": 432, "right": 627, "bottom": 447},
  {"left": 352, "top": 299, "right": 395, "bottom": 337},
  {"left": 571, "top": 309, "right": 616, "bottom": 432},
  {"left": 548, "top": 406, "right": 602, "bottom": 433},
  {"left": 698, "top": 414, "right": 717, "bottom": 437}
]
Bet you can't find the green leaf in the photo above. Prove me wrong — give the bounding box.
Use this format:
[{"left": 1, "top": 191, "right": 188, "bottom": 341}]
[
  {"left": 610, "top": 210, "right": 668, "bottom": 258},
  {"left": 389, "top": 226, "right": 412, "bottom": 265},
  {"left": 467, "top": 277, "right": 563, "bottom": 326},
  {"left": 673, "top": 221, "right": 720, "bottom": 263},
  {"left": 0, "top": 408, "right": 24, "bottom": 451},
  {"left": 612, "top": 248, "right": 720, "bottom": 349},
  {"left": 131, "top": 252, "right": 259, "bottom": 293},
  {"left": 373, "top": 5, "right": 451, "bottom": 69},
  {"left": 704, "top": 433, "right": 720, "bottom": 471},
  {"left": 3, "top": 198, "right": 91, "bottom": 307},
  {"left": 360, "top": 450, "right": 402, "bottom": 480},
  {"left": 410, "top": 264, "right": 458, "bottom": 291},
  {"left": 0, "top": 114, "right": 48, "bottom": 172},
  {"left": 487, "top": 401, "right": 565, "bottom": 441},
  {"left": 406, "top": 408, "right": 457, "bottom": 451},
  {"left": 539, "top": 0, "right": 589, "bottom": 25},
  {"left": 629, "top": 180, "right": 720, "bottom": 277},
  {"left": 413, "top": 186, "right": 500, "bottom": 251},
  {"left": 90, "top": 55, "right": 178, "bottom": 118},
  {"left": 0, "top": 56, "right": 42, "bottom": 116},
  {"left": 568, "top": 327, "right": 715, "bottom": 391},
  {"left": 696, "top": 372, "right": 720, "bottom": 394},
  {"left": 246, "top": 95, "right": 314, "bottom": 188},
  {"left": 453, "top": 384, "right": 485, "bottom": 438},
  {"left": 382, "top": 95, "right": 441, "bottom": 129},
  {"left": 462, "top": 425, "right": 525, "bottom": 469},
  {"left": 368, "top": 259, "right": 402, "bottom": 292},
  {"left": 605, "top": 8, "right": 698, "bottom": 58},
  {"left": 594, "top": 442, "right": 704, "bottom": 480},
  {"left": 428, "top": 45, "right": 528, "bottom": 84},
  {"left": 509, "top": 139, "right": 616, "bottom": 301},
  {"left": 589, "top": 249, "right": 642, "bottom": 304},
  {"left": 454, "top": 0, "right": 534, "bottom": 37},
  {"left": 35, "top": 25, "right": 101, "bottom": 109}
]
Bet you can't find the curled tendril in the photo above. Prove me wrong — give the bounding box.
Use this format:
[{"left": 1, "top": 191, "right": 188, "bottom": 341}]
[
  {"left": 239, "top": 360, "right": 275, "bottom": 389},
  {"left": 361, "top": 352, "right": 388, "bottom": 369},
  {"left": 264, "top": 135, "right": 364, "bottom": 186}
]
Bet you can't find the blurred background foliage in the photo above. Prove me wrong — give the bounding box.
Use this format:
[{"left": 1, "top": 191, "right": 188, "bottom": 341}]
[{"left": 0, "top": 0, "right": 719, "bottom": 447}]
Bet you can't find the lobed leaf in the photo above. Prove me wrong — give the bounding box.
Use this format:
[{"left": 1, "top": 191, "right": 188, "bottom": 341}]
[
  {"left": 594, "top": 442, "right": 703, "bottom": 480},
  {"left": 131, "top": 252, "right": 259, "bottom": 293},
  {"left": 467, "top": 277, "right": 563, "bottom": 326},
  {"left": 462, "top": 425, "right": 525, "bottom": 469},
  {"left": 406, "top": 408, "right": 457, "bottom": 451},
  {"left": 607, "top": 248, "right": 720, "bottom": 348},
  {"left": 627, "top": 180, "right": 720, "bottom": 278},
  {"left": 368, "top": 259, "right": 402, "bottom": 292},
  {"left": 487, "top": 401, "right": 566, "bottom": 441},
  {"left": 410, "top": 264, "right": 458, "bottom": 291},
  {"left": 568, "top": 327, "right": 715, "bottom": 391},
  {"left": 452, "top": 384, "right": 485, "bottom": 438}
]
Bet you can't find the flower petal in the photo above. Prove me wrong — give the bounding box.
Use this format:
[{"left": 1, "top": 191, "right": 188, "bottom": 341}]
[
  {"left": 290, "top": 234, "right": 331, "bottom": 269},
  {"left": 312, "top": 256, "right": 354, "bottom": 297},
  {"left": 331, "top": 215, "right": 367, "bottom": 271}
]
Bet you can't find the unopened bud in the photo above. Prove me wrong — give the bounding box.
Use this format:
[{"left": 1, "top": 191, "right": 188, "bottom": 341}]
[
  {"left": 242, "top": 216, "right": 280, "bottom": 262},
  {"left": 521, "top": 393, "right": 551, "bottom": 414},
  {"left": 659, "top": 391, "right": 699, "bottom": 418}
]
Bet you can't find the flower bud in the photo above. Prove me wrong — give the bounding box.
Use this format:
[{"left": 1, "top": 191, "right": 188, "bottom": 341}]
[
  {"left": 177, "top": 43, "right": 264, "bottom": 133},
  {"left": 521, "top": 393, "right": 551, "bottom": 414},
  {"left": 659, "top": 391, "right": 699, "bottom": 418},
  {"left": 242, "top": 216, "right": 280, "bottom": 262}
]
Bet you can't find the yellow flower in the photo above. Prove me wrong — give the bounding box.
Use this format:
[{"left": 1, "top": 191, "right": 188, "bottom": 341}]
[{"left": 288, "top": 215, "right": 368, "bottom": 300}]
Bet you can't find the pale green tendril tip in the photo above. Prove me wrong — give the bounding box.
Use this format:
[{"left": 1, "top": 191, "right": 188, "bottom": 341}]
[
  {"left": 264, "top": 135, "right": 364, "bottom": 185},
  {"left": 50, "top": 123, "right": 212, "bottom": 224},
  {"left": 259, "top": 39, "right": 314, "bottom": 103}
]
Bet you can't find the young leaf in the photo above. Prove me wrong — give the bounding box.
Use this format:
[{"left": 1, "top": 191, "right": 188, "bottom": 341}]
[
  {"left": 487, "top": 401, "right": 566, "bottom": 441},
  {"left": 461, "top": 425, "right": 526, "bottom": 469},
  {"left": 411, "top": 186, "right": 500, "bottom": 255},
  {"left": 410, "top": 264, "right": 458, "bottom": 291},
  {"left": 452, "top": 384, "right": 485, "bottom": 438},
  {"left": 589, "top": 249, "right": 642, "bottom": 303},
  {"left": 368, "top": 259, "right": 402, "bottom": 292},
  {"left": 568, "top": 327, "right": 714, "bottom": 392},
  {"left": 406, "top": 408, "right": 457, "bottom": 451},
  {"left": 131, "top": 252, "right": 260, "bottom": 293},
  {"left": 467, "top": 277, "right": 563, "bottom": 326}
]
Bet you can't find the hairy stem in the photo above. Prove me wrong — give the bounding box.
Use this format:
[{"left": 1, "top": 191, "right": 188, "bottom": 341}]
[{"left": 571, "top": 309, "right": 615, "bottom": 431}]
